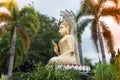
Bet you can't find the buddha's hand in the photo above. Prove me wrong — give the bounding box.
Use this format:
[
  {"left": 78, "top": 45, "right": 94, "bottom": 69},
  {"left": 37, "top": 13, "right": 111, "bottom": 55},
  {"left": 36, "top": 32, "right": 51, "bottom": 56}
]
[{"left": 51, "top": 40, "right": 59, "bottom": 55}]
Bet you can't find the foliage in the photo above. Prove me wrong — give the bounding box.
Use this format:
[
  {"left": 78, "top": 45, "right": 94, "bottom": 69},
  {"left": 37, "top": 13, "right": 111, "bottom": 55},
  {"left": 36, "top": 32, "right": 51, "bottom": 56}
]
[
  {"left": 0, "top": 74, "right": 8, "bottom": 80},
  {"left": 27, "top": 14, "right": 60, "bottom": 65},
  {"left": 83, "top": 57, "right": 95, "bottom": 80},
  {"left": 0, "top": 31, "right": 10, "bottom": 74},
  {"left": 15, "top": 14, "right": 60, "bottom": 72},
  {"left": 94, "top": 63, "right": 116, "bottom": 80},
  {"left": 0, "top": 31, "right": 10, "bottom": 65},
  {"left": 9, "top": 72, "right": 30, "bottom": 80},
  {"left": 0, "top": 31, "right": 29, "bottom": 74},
  {"left": 113, "top": 49, "right": 120, "bottom": 80},
  {"left": 83, "top": 57, "right": 95, "bottom": 69},
  {"left": 12, "top": 13, "right": 60, "bottom": 72},
  {"left": 27, "top": 63, "right": 80, "bottom": 80},
  {"left": 13, "top": 5, "right": 40, "bottom": 68}
]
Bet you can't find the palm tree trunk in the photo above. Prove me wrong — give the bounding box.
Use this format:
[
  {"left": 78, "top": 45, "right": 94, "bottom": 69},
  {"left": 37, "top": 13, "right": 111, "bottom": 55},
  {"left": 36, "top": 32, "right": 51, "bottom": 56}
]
[
  {"left": 78, "top": 43, "right": 83, "bottom": 64},
  {"left": 75, "top": 39, "right": 80, "bottom": 65},
  {"left": 98, "top": 25, "right": 106, "bottom": 63},
  {"left": 8, "top": 27, "right": 16, "bottom": 78}
]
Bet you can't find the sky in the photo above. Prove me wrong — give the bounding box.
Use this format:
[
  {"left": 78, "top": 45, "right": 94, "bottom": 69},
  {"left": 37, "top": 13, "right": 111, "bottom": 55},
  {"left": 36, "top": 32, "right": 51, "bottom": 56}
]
[
  {"left": 16, "top": 0, "right": 120, "bottom": 64},
  {"left": 17, "top": 0, "right": 80, "bottom": 19}
]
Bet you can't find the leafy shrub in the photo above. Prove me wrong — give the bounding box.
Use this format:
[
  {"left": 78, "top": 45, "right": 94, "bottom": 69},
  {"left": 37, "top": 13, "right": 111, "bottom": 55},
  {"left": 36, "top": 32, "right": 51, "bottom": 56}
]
[
  {"left": 28, "top": 63, "right": 80, "bottom": 80},
  {"left": 114, "top": 51, "right": 120, "bottom": 80},
  {"left": 9, "top": 72, "right": 30, "bottom": 80},
  {"left": 94, "top": 63, "right": 116, "bottom": 80}
]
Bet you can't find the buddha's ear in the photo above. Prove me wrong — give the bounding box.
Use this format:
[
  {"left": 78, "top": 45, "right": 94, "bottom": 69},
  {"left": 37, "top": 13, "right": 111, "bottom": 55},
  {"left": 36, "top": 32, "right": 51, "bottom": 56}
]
[{"left": 66, "top": 30, "right": 69, "bottom": 34}]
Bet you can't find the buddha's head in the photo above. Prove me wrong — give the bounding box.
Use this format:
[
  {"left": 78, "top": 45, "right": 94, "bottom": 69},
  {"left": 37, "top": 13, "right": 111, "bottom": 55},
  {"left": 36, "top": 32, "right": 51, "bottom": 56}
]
[{"left": 59, "top": 19, "right": 71, "bottom": 37}]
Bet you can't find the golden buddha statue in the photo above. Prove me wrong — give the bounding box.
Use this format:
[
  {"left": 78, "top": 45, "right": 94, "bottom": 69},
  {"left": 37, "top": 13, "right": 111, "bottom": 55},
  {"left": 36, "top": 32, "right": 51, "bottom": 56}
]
[{"left": 47, "top": 19, "right": 77, "bottom": 65}]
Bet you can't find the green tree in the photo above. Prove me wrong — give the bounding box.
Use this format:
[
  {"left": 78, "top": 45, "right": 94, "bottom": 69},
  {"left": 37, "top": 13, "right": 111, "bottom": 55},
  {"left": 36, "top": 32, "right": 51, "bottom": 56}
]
[
  {"left": 0, "top": 31, "right": 10, "bottom": 74},
  {"left": 0, "top": 0, "right": 40, "bottom": 77},
  {"left": 83, "top": 57, "right": 94, "bottom": 69},
  {"left": 76, "top": 0, "right": 119, "bottom": 63},
  {"left": 28, "top": 14, "right": 60, "bottom": 66}
]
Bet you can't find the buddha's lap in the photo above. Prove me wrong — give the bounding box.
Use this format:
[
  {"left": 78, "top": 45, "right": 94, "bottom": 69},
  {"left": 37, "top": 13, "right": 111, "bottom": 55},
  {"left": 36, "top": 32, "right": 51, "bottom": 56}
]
[{"left": 49, "top": 56, "right": 77, "bottom": 64}]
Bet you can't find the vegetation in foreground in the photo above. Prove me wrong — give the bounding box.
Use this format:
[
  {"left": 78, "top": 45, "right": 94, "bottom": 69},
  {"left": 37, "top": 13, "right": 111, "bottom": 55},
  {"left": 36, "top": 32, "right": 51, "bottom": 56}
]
[{"left": 9, "top": 63, "right": 80, "bottom": 80}]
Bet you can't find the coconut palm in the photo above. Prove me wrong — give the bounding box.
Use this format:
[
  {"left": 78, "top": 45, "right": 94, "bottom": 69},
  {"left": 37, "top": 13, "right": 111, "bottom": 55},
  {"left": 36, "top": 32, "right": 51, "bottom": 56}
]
[
  {"left": 76, "top": 0, "right": 119, "bottom": 63},
  {"left": 76, "top": 24, "right": 84, "bottom": 64},
  {"left": 0, "top": 0, "right": 40, "bottom": 77}
]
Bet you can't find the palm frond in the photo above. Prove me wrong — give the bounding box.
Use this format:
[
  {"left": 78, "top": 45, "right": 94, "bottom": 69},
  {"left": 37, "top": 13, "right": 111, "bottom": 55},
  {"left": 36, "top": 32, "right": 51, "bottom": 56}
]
[
  {"left": 18, "top": 6, "right": 40, "bottom": 36},
  {"left": 18, "top": 15, "right": 38, "bottom": 35},
  {"left": 81, "top": 0, "right": 94, "bottom": 14},
  {"left": 18, "top": 15, "right": 39, "bottom": 30},
  {"left": 76, "top": 10, "right": 83, "bottom": 21},
  {"left": 0, "top": 12, "right": 11, "bottom": 22},
  {"left": 0, "top": 31, "right": 10, "bottom": 66},
  {"left": 17, "top": 28, "right": 30, "bottom": 53},
  {"left": 77, "top": 18, "right": 93, "bottom": 42},
  {"left": 101, "top": 7, "right": 120, "bottom": 16},
  {"left": 5, "top": 0, "right": 18, "bottom": 13},
  {"left": 108, "top": 0, "right": 119, "bottom": 7},
  {"left": 19, "top": 6, "right": 37, "bottom": 17},
  {"left": 14, "top": 37, "right": 23, "bottom": 67},
  {"left": 18, "top": 21, "right": 37, "bottom": 36},
  {"left": 95, "top": 0, "right": 106, "bottom": 16},
  {"left": 0, "top": 0, "right": 18, "bottom": 13},
  {"left": 78, "top": 18, "right": 93, "bottom": 34},
  {"left": 79, "top": 0, "right": 96, "bottom": 15},
  {"left": 14, "top": 37, "right": 27, "bottom": 68},
  {"left": 91, "top": 19, "right": 99, "bottom": 52},
  {"left": 0, "top": 2, "right": 4, "bottom": 7},
  {"left": 0, "top": 0, "right": 18, "bottom": 22},
  {"left": 100, "top": 21, "right": 114, "bottom": 55},
  {"left": 76, "top": 0, "right": 104, "bottom": 21},
  {"left": 101, "top": 7, "right": 120, "bottom": 23}
]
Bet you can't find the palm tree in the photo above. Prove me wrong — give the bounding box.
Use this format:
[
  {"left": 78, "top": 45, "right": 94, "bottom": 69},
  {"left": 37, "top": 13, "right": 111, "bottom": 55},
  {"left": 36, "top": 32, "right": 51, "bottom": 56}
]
[
  {"left": 0, "top": 0, "right": 40, "bottom": 77},
  {"left": 76, "top": 24, "right": 84, "bottom": 64},
  {"left": 76, "top": 0, "right": 119, "bottom": 63}
]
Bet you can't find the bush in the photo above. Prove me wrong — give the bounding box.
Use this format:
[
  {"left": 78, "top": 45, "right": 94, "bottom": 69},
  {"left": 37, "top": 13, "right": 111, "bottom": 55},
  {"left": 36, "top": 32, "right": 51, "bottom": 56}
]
[
  {"left": 114, "top": 52, "right": 120, "bottom": 80},
  {"left": 28, "top": 63, "right": 80, "bottom": 80},
  {"left": 94, "top": 63, "right": 116, "bottom": 80},
  {"left": 9, "top": 72, "right": 30, "bottom": 80}
]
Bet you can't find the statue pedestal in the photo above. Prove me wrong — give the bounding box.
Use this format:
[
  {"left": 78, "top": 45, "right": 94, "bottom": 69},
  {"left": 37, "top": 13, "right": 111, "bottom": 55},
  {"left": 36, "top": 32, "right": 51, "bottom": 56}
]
[{"left": 56, "top": 64, "right": 91, "bottom": 72}]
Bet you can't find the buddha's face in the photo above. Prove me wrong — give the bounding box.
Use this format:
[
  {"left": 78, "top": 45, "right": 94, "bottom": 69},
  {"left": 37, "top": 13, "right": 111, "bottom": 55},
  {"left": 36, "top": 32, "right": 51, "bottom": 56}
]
[{"left": 59, "top": 24, "right": 67, "bottom": 37}]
